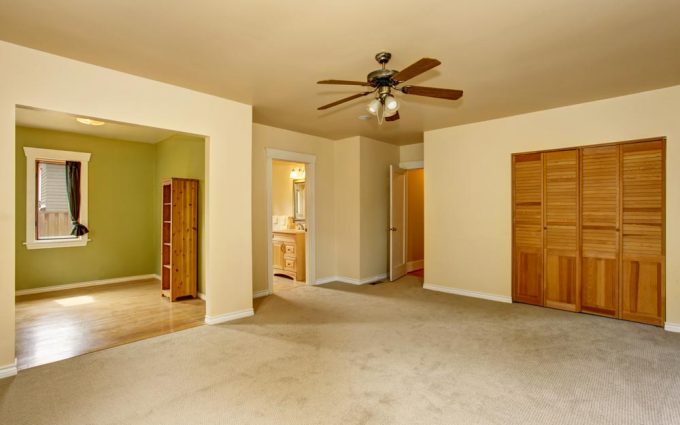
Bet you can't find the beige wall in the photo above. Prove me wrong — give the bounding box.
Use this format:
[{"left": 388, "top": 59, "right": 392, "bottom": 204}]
[
  {"left": 254, "top": 130, "right": 399, "bottom": 288},
  {"left": 425, "top": 85, "right": 680, "bottom": 325},
  {"left": 359, "top": 137, "right": 400, "bottom": 278},
  {"left": 272, "top": 161, "right": 303, "bottom": 218},
  {"left": 407, "top": 169, "right": 424, "bottom": 263},
  {"left": 333, "top": 137, "right": 361, "bottom": 280},
  {"left": 252, "top": 124, "right": 336, "bottom": 292},
  {"left": 0, "top": 41, "right": 252, "bottom": 369},
  {"left": 332, "top": 136, "right": 399, "bottom": 281},
  {"left": 400, "top": 143, "right": 424, "bottom": 163}
]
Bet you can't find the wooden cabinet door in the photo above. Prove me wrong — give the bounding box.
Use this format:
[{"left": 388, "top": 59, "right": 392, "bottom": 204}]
[
  {"left": 272, "top": 240, "right": 285, "bottom": 270},
  {"left": 580, "top": 145, "right": 620, "bottom": 317},
  {"left": 543, "top": 150, "right": 579, "bottom": 311},
  {"left": 512, "top": 153, "right": 544, "bottom": 305},
  {"left": 620, "top": 140, "right": 665, "bottom": 326}
]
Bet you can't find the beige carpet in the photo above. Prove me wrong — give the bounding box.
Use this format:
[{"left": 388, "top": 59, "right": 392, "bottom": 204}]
[{"left": 1, "top": 275, "right": 680, "bottom": 424}]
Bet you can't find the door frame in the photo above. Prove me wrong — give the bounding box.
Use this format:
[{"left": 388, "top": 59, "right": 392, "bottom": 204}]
[
  {"left": 389, "top": 165, "right": 407, "bottom": 281},
  {"left": 265, "top": 149, "right": 316, "bottom": 294},
  {"left": 399, "top": 162, "right": 425, "bottom": 274}
]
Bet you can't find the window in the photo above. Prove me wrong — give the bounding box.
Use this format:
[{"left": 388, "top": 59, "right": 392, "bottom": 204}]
[
  {"left": 24, "top": 147, "right": 91, "bottom": 249},
  {"left": 37, "top": 161, "right": 71, "bottom": 240}
]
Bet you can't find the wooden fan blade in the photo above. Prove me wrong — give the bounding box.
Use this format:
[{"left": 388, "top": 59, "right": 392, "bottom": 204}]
[
  {"left": 401, "top": 85, "right": 463, "bottom": 100},
  {"left": 317, "top": 79, "right": 370, "bottom": 86},
  {"left": 385, "top": 111, "right": 400, "bottom": 122},
  {"left": 392, "top": 58, "right": 441, "bottom": 82},
  {"left": 317, "top": 91, "right": 372, "bottom": 110}
]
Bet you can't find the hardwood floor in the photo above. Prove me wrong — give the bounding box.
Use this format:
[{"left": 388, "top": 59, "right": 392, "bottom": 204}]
[{"left": 15, "top": 279, "right": 205, "bottom": 370}]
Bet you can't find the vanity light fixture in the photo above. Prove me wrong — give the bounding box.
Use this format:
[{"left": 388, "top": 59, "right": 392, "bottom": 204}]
[
  {"left": 290, "top": 167, "right": 305, "bottom": 180},
  {"left": 76, "top": 117, "right": 106, "bottom": 126}
]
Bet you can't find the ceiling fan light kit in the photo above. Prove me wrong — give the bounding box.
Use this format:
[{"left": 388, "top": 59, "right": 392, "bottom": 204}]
[{"left": 317, "top": 51, "right": 463, "bottom": 124}]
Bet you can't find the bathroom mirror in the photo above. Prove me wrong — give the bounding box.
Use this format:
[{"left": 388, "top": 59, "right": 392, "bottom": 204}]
[{"left": 293, "top": 180, "right": 306, "bottom": 221}]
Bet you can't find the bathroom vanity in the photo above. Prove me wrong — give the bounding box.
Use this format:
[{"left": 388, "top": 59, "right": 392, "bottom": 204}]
[{"left": 272, "top": 230, "right": 306, "bottom": 282}]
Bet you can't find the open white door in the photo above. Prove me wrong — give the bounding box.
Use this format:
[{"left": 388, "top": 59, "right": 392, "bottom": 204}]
[{"left": 389, "top": 165, "right": 407, "bottom": 281}]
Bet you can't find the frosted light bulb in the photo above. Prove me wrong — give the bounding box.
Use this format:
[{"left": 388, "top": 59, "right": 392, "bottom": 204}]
[
  {"left": 384, "top": 95, "right": 399, "bottom": 112},
  {"left": 367, "top": 99, "right": 381, "bottom": 115}
]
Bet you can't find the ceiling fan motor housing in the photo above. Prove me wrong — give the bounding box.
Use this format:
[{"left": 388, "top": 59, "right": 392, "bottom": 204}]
[{"left": 367, "top": 69, "right": 398, "bottom": 88}]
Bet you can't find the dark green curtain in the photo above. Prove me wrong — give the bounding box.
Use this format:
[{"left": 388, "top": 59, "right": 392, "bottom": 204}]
[{"left": 65, "top": 161, "right": 89, "bottom": 236}]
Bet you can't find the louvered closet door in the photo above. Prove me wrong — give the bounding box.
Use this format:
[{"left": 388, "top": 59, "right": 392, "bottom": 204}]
[
  {"left": 512, "top": 153, "right": 543, "bottom": 305},
  {"left": 581, "top": 145, "right": 620, "bottom": 317},
  {"left": 621, "top": 140, "right": 665, "bottom": 326},
  {"left": 543, "top": 150, "right": 579, "bottom": 311}
]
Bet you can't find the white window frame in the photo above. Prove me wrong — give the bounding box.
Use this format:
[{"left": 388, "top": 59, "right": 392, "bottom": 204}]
[{"left": 24, "top": 147, "right": 91, "bottom": 249}]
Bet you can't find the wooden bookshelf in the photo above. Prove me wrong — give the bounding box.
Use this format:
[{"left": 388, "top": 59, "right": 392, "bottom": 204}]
[{"left": 161, "top": 178, "right": 198, "bottom": 301}]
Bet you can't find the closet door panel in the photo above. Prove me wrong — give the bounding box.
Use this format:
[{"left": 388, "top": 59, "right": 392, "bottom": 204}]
[
  {"left": 622, "top": 258, "right": 663, "bottom": 321},
  {"left": 543, "top": 150, "right": 578, "bottom": 311},
  {"left": 580, "top": 145, "right": 619, "bottom": 317},
  {"left": 512, "top": 153, "right": 543, "bottom": 305},
  {"left": 581, "top": 256, "right": 618, "bottom": 316},
  {"left": 621, "top": 140, "right": 665, "bottom": 326}
]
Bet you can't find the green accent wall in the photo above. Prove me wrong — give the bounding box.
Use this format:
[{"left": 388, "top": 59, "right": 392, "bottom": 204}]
[
  {"left": 15, "top": 127, "right": 205, "bottom": 293},
  {"left": 153, "top": 134, "right": 206, "bottom": 293},
  {"left": 15, "top": 126, "right": 156, "bottom": 290}
]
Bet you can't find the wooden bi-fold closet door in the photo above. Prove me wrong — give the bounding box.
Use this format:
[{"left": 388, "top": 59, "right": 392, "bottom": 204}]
[
  {"left": 620, "top": 140, "right": 665, "bottom": 326},
  {"left": 512, "top": 138, "right": 665, "bottom": 326},
  {"left": 580, "top": 145, "right": 620, "bottom": 318},
  {"left": 543, "top": 150, "right": 579, "bottom": 311},
  {"left": 512, "top": 152, "right": 543, "bottom": 306}
]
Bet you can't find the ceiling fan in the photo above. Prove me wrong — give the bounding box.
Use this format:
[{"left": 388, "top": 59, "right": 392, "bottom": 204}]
[{"left": 317, "top": 51, "right": 463, "bottom": 123}]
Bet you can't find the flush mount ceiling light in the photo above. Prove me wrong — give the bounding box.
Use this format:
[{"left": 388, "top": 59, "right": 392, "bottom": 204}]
[
  {"left": 76, "top": 117, "right": 106, "bottom": 126},
  {"left": 317, "top": 51, "right": 464, "bottom": 125},
  {"left": 290, "top": 167, "right": 305, "bottom": 180}
]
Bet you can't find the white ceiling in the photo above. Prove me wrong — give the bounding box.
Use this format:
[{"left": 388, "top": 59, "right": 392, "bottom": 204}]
[
  {"left": 16, "top": 107, "right": 178, "bottom": 143},
  {"left": 2, "top": 0, "right": 680, "bottom": 145}
]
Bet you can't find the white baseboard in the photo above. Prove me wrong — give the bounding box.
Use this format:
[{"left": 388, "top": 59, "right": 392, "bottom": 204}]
[
  {"left": 197, "top": 292, "right": 206, "bottom": 301},
  {"left": 254, "top": 289, "right": 272, "bottom": 298},
  {"left": 406, "top": 260, "right": 424, "bottom": 272},
  {"left": 665, "top": 322, "right": 680, "bottom": 333},
  {"left": 205, "top": 308, "right": 254, "bottom": 325},
  {"left": 315, "top": 274, "right": 388, "bottom": 286},
  {"left": 423, "top": 283, "right": 512, "bottom": 304},
  {"left": 0, "top": 359, "right": 17, "bottom": 379},
  {"left": 314, "top": 276, "right": 338, "bottom": 285},
  {"left": 15, "top": 274, "right": 159, "bottom": 296}
]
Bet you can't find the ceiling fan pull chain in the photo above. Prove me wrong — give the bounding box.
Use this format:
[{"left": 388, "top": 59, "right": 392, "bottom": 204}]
[{"left": 377, "top": 102, "right": 385, "bottom": 125}]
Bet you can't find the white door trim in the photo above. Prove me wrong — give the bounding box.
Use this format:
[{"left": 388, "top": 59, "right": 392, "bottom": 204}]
[
  {"left": 265, "top": 149, "right": 316, "bottom": 295},
  {"left": 389, "top": 165, "right": 407, "bottom": 281}
]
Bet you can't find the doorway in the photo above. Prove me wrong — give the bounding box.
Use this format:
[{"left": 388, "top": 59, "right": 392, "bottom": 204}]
[
  {"left": 14, "top": 106, "right": 207, "bottom": 370},
  {"left": 266, "top": 150, "right": 316, "bottom": 295},
  {"left": 390, "top": 165, "right": 424, "bottom": 282}
]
